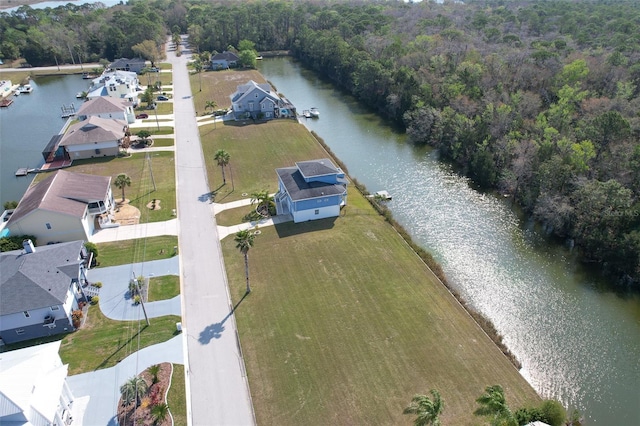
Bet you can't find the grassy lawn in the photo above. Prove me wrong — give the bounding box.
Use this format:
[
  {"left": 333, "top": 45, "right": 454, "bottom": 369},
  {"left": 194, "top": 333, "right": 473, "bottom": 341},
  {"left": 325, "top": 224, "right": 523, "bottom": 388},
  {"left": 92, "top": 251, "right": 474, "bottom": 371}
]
[
  {"left": 215, "top": 204, "right": 255, "bottom": 227},
  {"left": 96, "top": 236, "right": 178, "bottom": 267},
  {"left": 134, "top": 126, "right": 174, "bottom": 135},
  {"left": 190, "top": 69, "right": 265, "bottom": 114},
  {"left": 201, "top": 120, "right": 327, "bottom": 203},
  {"left": 168, "top": 364, "right": 187, "bottom": 426},
  {"left": 221, "top": 185, "right": 540, "bottom": 424},
  {"left": 59, "top": 306, "right": 181, "bottom": 375},
  {"left": 149, "top": 137, "right": 175, "bottom": 147},
  {"left": 148, "top": 275, "right": 180, "bottom": 302},
  {"left": 53, "top": 151, "right": 176, "bottom": 223}
]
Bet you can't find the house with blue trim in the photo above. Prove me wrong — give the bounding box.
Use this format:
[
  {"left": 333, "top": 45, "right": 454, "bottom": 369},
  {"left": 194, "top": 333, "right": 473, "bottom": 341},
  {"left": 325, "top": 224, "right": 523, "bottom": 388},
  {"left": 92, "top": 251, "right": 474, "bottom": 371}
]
[
  {"left": 275, "top": 158, "right": 348, "bottom": 223},
  {"left": 230, "top": 80, "right": 296, "bottom": 121}
]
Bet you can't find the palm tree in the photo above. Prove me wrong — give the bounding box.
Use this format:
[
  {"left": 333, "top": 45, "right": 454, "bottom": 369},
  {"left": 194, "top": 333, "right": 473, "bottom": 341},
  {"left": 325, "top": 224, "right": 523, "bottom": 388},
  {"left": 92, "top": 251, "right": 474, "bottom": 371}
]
[
  {"left": 119, "top": 375, "right": 148, "bottom": 407},
  {"left": 234, "top": 229, "right": 255, "bottom": 294},
  {"left": 214, "top": 149, "right": 230, "bottom": 184},
  {"left": 114, "top": 173, "right": 131, "bottom": 202},
  {"left": 403, "top": 389, "right": 444, "bottom": 426},
  {"left": 251, "top": 190, "right": 275, "bottom": 217},
  {"left": 205, "top": 100, "right": 217, "bottom": 115},
  {"left": 474, "top": 384, "right": 516, "bottom": 426},
  {"left": 151, "top": 402, "right": 170, "bottom": 425},
  {"left": 148, "top": 364, "right": 161, "bottom": 384}
]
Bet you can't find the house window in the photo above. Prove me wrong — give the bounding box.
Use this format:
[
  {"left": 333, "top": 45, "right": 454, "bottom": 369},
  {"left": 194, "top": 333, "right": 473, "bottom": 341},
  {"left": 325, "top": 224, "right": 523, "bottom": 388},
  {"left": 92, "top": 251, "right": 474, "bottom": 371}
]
[
  {"left": 23, "top": 311, "right": 30, "bottom": 318},
  {"left": 16, "top": 329, "right": 25, "bottom": 335},
  {"left": 51, "top": 306, "right": 60, "bottom": 311},
  {"left": 46, "top": 223, "right": 52, "bottom": 229},
  {"left": 315, "top": 209, "right": 320, "bottom": 215}
]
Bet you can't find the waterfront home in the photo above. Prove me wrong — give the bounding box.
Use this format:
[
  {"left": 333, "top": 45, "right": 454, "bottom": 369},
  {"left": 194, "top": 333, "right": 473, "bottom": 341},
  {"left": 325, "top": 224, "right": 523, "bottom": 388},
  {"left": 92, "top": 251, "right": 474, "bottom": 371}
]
[
  {"left": 109, "top": 57, "right": 147, "bottom": 74},
  {"left": 211, "top": 51, "right": 240, "bottom": 70},
  {"left": 230, "top": 80, "right": 296, "bottom": 120},
  {"left": 274, "top": 158, "right": 348, "bottom": 222},
  {"left": 5, "top": 170, "right": 115, "bottom": 244},
  {"left": 0, "top": 340, "right": 76, "bottom": 424},
  {"left": 87, "top": 69, "right": 140, "bottom": 103},
  {"left": 0, "top": 240, "right": 89, "bottom": 345},
  {"left": 76, "top": 96, "right": 135, "bottom": 124},
  {"left": 59, "top": 116, "right": 127, "bottom": 160}
]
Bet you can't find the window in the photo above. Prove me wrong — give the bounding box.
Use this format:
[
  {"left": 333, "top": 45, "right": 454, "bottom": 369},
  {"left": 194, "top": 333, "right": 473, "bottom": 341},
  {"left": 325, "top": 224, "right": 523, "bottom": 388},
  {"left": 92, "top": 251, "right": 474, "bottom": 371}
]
[
  {"left": 16, "top": 329, "right": 25, "bottom": 335},
  {"left": 315, "top": 209, "right": 320, "bottom": 215},
  {"left": 46, "top": 223, "right": 52, "bottom": 230},
  {"left": 23, "top": 311, "right": 30, "bottom": 318},
  {"left": 51, "top": 306, "right": 60, "bottom": 311}
]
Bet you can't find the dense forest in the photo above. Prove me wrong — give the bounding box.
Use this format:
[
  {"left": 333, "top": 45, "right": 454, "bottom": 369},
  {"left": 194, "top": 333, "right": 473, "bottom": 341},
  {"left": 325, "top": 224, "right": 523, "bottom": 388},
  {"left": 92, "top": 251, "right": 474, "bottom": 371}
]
[{"left": 1, "top": 0, "right": 639, "bottom": 287}]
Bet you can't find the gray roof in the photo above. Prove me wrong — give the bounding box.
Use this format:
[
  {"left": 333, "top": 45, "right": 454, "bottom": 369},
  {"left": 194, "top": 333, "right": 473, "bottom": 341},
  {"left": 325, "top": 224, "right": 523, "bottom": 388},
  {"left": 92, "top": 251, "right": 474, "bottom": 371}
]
[
  {"left": 7, "top": 170, "right": 111, "bottom": 224},
  {"left": 60, "top": 116, "right": 126, "bottom": 147},
  {"left": 231, "top": 80, "right": 279, "bottom": 104},
  {"left": 276, "top": 159, "right": 346, "bottom": 201},
  {"left": 76, "top": 97, "right": 131, "bottom": 116},
  {"left": 0, "top": 241, "right": 84, "bottom": 315},
  {"left": 109, "top": 57, "right": 146, "bottom": 68},
  {"left": 211, "top": 51, "right": 240, "bottom": 62}
]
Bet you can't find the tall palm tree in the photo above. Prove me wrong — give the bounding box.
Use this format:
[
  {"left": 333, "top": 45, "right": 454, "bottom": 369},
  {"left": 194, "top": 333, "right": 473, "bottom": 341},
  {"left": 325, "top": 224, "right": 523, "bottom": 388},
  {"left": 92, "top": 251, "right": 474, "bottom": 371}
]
[
  {"left": 119, "top": 375, "right": 148, "bottom": 407},
  {"left": 205, "top": 100, "right": 217, "bottom": 114},
  {"left": 251, "top": 189, "right": 275, "bottom": 216},
  {"left": 114, "top": 173, "right": 131, "bottom": 202},
  {"left": 403, "top": 389, "right": 444, "bottom": 426},
  {"left": 214, "top": 149, "right": 230, "bottom": 184},
  {"left": 234, "top": 229, "right": 255, "bottom": 294},
  {"left": 148, "top": 364, "right": 161, "bottom": 384},
  {"left": 474, "top": 384, "right": 516, "bottom": 426}
]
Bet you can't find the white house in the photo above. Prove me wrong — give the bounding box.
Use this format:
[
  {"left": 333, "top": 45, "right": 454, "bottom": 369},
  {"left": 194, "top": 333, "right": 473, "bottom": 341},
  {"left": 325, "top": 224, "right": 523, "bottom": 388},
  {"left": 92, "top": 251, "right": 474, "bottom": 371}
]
[
  {"left": 0, "top": 340, "right": 76, "bottom": 425},
  {"left": 87, "top": 70, "right": 140, "bottom": 103},
  {"left": 275, "top": 158, "right": 348, "bottom": 223},
  {"left": 76, "top": 96, "right": 135, "bottom": 124},
  {"left": 5, "top": 170, "right": 115, "bottom": 244},
  {"left": 0, "top": 240, "right": 89, "bottom": 345},
  {"left": 211, "top": 51, "right": 240, "bottom": 70},
  {"left": 59, "top": 116, "right": 127, "bottom": 160}
]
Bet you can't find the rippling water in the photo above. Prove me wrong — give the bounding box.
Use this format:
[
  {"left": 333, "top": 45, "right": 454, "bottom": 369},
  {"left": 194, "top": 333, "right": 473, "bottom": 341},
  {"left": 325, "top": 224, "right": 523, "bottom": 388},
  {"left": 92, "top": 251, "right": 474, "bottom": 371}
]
[{"left": 260, "top": 57, "right": 640, "bottom": 424}]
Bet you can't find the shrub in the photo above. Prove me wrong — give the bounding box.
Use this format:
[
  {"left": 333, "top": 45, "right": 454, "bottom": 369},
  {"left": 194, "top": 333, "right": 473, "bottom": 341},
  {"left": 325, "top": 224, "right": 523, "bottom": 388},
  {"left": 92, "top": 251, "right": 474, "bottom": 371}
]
[
  {"left": 133, "top": 295, "right": 141, "bottom": 305},
  {"left": 93, "top": 281, "right": 103, "bottom": 288},
  {"left": 91, "top": 296, "right": 99, "bottom": 305},
  {"left": 0, "top": 235, "right": 37, "bottom": 252},
  {"left": 84, "top": 242, "right": 98, "bottom": 266},
  {"left": 539, "top": 399, "right": 566, "bottom": 426}
]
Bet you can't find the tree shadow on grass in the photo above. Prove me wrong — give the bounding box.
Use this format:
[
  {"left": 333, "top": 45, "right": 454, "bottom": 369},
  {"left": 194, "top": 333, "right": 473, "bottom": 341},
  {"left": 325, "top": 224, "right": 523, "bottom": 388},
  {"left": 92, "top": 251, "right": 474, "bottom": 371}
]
[
  {"left": 198, "top": 292, "right": 248, "bottom": 344},
  {"left": 96, "top": 325, "right": 148, "bottom": 370}
]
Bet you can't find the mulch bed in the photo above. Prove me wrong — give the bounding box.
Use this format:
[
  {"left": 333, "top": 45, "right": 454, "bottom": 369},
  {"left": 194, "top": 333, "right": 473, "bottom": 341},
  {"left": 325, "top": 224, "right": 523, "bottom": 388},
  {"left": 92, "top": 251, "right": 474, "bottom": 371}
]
[{"left": 117, "top": 362, "right": 173, "bottom": 426}]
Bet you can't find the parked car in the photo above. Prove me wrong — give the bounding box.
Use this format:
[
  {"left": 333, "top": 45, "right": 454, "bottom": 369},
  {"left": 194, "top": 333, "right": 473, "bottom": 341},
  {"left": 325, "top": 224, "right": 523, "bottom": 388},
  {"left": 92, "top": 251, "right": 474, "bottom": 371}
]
[
  {"left": 149, "top": 67, "right": 159, "bottom": 72},
  {"left": 157, "top": 95, "right": 169, "bottom": 101},
  {"left": 136, "top": 113, "right": 149, "bottom": 119}
]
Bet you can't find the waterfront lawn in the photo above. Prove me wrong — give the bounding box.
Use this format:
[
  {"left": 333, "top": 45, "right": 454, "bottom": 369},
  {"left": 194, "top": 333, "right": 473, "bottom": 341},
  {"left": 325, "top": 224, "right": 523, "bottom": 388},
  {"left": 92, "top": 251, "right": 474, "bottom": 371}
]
[
  {"left": 168, "top": 364, "right": 188, "bottom": 426},
  {"left": 201, "top": 120, "right": 327, "bottom": 203},
  {"left": 221, "top": 185, "right": 540, "bottom": 424},
  {"left": 59, "top": 305, "right": 181, "bottom": 375},
  {"left": 148, "top": 275, "right": 180, "bottom": 302},
  {"left": 190, "top": 69, "right": 265, "bottom": 114},
  {"left": 61, "top": 151, "right": 176, "bottom": 223},
  {"left": 96, "top": 236, "right": 178, "bottom": 267}
]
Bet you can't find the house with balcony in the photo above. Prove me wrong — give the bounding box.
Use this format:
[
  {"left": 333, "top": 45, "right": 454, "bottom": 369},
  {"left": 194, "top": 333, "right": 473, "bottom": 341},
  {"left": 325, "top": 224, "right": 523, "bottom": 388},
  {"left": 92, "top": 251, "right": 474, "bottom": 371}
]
[
  {"left": 0, "top": 340, "right": 76, "bottom": 425},
  {"left": 58, "top": 116, "right": 127, "bottom": 160},
  {"left": 0, "top": 240, "right": 89, "bottom": 345},
  {"left": 87, "top": 70, "right": 140, "bottom": 103},
  {"left": 230, "top": 80, "right": 296, "bottom": 121},
  {"left": 76, "top": 96, "right": 135, "bottom": 124},
  {"left": 275, "top": 158, "right": 348, "bottom": 223},
  {"left": 5, "top": 170, "right": 115, "bottom": 244}
]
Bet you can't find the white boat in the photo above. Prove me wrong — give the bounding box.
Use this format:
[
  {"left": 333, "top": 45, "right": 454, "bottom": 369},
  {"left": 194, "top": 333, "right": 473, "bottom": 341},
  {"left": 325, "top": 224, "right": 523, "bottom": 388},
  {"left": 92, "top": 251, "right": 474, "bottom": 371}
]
[
  {"left": 302, "top": 110, "right": 312, "bottom": 118},
  {"left": 18, "top": 84, "right": 33, "bottom": 93},
  {"left": 309, "top": 107, "right": 319, "bottom": 117}
]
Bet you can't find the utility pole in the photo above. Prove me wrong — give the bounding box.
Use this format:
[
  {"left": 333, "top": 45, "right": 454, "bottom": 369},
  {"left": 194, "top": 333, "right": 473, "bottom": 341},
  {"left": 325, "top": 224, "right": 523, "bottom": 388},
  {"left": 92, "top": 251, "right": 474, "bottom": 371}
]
[
  {"left": 132, "top": 272, "right": 150, "bottom": 326},
  {"left": 147, "top": 153, "right": 157, "bottom": 192}
]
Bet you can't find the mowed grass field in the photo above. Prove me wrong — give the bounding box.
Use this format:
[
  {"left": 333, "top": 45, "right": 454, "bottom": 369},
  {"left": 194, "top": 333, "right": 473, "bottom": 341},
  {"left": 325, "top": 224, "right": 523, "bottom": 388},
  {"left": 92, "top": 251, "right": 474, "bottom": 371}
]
[{"left": 190, "top": 68, "right": 265, "bottom": 114}]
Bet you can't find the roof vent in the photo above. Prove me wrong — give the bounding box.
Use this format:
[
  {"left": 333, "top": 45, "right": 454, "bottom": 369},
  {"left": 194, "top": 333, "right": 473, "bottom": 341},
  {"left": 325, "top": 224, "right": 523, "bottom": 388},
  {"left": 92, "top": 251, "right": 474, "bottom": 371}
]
[{"left": 23, "top": 239, "right": 36, "bottom": 254}]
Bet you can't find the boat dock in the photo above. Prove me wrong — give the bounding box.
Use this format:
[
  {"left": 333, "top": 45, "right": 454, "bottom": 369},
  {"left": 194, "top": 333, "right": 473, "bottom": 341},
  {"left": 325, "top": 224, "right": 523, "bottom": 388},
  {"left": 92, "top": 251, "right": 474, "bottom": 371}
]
[
  {"left": 367, "top": 190, "right": 392, "bottom": 201},
  {"left": 15, "top": 167, "right": 39, "bottom": 177}
]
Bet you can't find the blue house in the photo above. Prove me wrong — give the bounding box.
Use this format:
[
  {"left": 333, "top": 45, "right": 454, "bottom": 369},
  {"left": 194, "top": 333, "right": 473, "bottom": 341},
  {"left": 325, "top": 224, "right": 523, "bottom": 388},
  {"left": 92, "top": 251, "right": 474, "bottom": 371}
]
[
  {"left": 275, "top": 158, "right": 348, "bottom": 223},
  {"left": 230, "top": 80, "right": 296, "bottom": 121}
]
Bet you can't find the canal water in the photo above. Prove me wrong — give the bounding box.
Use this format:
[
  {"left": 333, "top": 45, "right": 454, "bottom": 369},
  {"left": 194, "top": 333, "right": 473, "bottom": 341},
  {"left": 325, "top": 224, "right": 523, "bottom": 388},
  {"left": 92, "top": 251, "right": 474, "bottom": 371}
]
[
  {"left": 258, "top": 57, "right": 640, "bottom": 424},
  {"left": 0, "top": 74, "right": 88, "bottom": 205}
]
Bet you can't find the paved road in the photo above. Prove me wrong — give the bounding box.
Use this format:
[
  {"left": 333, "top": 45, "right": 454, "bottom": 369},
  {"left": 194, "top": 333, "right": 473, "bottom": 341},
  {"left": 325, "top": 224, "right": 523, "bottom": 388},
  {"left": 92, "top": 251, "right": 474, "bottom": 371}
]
[{"left": 169, "top": 37, "right": 255, "bottom": 425}]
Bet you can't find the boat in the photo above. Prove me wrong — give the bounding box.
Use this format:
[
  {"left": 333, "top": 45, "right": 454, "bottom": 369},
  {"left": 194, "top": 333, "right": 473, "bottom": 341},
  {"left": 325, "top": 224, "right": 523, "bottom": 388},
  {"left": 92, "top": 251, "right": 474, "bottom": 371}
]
[
  {"left": 76, "top": 92, "right": 85, "bottom": 99},
  {"left": 302, "top": 110, "right": 312, "bottom": 118},
  {"left": 18, "top": 84, "right": 33, "bottom": 93},
  {"left": 309, "top": 107, "right": 319, "bottom": 118},
  {"left": 367, "top": 190, "right": 392, "bottom": 201},
  {"left": 13, "top": 91, "right": 19, "bottom": 96}
]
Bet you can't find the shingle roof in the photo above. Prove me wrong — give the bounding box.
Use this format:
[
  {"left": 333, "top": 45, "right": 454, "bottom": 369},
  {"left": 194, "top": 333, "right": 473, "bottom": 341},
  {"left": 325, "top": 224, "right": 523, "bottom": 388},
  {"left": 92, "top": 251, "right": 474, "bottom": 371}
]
[
  {"left": 0, "top": 241, "right": 84, "bottom": 315},
  {"left": 276, "top": 159, "right": 346, "bottom": 201},
  {"left": 59, "top": 116, "right": 126, "bottom": 147},
  {"left": 110, "top": 57, "right": 146, "bottom": 68},
  {"left": 211, "top": 51, "right": 240, "bottom": 62},
  {"left": 6, "top": 170, "right": 111, "bottom": 224},
  {"left": 76, "top": 97, "right": 131, "bottom": 116},
  {"left": 231, "top": 80, "right": 280, "bottom": 104}
]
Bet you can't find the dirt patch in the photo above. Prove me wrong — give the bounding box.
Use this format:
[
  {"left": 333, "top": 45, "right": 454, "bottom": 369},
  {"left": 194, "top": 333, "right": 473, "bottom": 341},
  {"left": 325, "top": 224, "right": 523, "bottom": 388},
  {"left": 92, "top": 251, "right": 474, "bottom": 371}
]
[
  {"left": 117, "top": 362, "right": 173, "bottom": 426},
  {"left": 146, "top": 199, "right": 162, "bottom": 210},
  {"left": 114, "top": 200, "right": 141, "bottom": 225}
]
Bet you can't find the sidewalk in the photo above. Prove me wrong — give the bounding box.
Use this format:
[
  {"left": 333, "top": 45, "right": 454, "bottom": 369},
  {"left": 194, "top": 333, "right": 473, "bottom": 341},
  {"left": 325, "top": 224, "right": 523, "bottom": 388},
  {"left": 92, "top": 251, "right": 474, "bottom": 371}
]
[{"left": 90, "top": 218, "right": 178, "bottom": 243}]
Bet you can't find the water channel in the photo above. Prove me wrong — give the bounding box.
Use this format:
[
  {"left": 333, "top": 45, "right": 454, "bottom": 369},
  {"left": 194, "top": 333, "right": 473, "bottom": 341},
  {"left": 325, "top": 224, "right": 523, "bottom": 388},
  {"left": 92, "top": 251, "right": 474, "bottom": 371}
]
[{"left": 258, "top": 57, "right": 640, "bottom": 425}]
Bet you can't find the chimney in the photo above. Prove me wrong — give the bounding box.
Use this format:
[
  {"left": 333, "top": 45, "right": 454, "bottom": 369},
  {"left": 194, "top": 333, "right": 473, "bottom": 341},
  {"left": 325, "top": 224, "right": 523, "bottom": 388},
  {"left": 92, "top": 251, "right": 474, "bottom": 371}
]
[{"left": 23, "top": 239, "right": 36, "bottom": 254}]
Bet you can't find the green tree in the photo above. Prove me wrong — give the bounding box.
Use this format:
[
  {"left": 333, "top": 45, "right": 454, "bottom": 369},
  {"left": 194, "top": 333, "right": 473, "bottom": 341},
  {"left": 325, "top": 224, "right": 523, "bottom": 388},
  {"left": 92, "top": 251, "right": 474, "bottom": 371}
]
[
  {"left": 474, "top": 385, "right": 516, "bottom": 426},
  {"left": 151, "top": 403, "right": 170, "bottom": 425},
  {"left": 0, "top": 235, "right": 37, "bottom": 252},
  {"left": 136, "top": 130, "right": 152, "bottom": 146},
  {"left": 239, "top": 49, "right": 257, "bottom": 69},
  {"left": 132, "top": 40, "right": 161, "bottom": 67},
  {"left": 114, "top": 173, "right": 131, "bottom": 202},
  {"left": 214, "top": 149, "right": 230, "bottom": 184},
  {"left": 119, "top": 375, "right": 148, "bottom": 407},
  {"left": 250, "top": 190, "right": 275, "bottom": 216},
  {"left": 3, "top": 200, "right": 18, "bottom": 209},
  {"left": 403, "top": 389, "right": 444, "bottom": 426},
  {"left": 205, "top": 100, "right": 217, "bottom": 114},
  {"left": 234, "top": 229, "right": 255, "bottom": 294},
  {"left": 148, "top": 364, "right": 161, "bottom": 384},
  {"left": 84, "top": 242, "right": 99, "bottom": 267}
]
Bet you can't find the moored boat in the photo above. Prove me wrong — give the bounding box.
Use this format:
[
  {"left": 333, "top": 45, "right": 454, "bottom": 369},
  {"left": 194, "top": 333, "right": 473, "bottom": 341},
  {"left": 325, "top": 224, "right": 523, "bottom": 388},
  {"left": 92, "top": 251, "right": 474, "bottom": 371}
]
[
  {"left": 18, "top": 84, "right": 33, "bottom": 93},
  {"left": 309, "top": 107, "right": 319, "bottom": 117}
]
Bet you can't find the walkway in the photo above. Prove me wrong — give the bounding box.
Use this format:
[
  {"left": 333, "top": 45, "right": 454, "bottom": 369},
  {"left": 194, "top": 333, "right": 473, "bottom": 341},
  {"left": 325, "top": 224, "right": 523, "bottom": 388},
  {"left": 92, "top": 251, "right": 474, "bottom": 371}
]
[{"left": 90, "top": 218, "right": 178, "bottom": 243}]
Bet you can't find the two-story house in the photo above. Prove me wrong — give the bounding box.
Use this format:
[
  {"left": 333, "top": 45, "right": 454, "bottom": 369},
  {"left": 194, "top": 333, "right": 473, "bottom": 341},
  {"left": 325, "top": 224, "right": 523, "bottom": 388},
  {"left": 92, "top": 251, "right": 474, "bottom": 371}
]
[
  {"left": 76, "top": 96, "right": 135, "bottom": 124},
  {"left": 109, "top": 57, "right": 147, "bottom": 74},
  {"left": 87, "top": 70, "right": 140, "bottom": 103},
  {"left": 230, "top": 80, "right": 296, "bottom": 121},
  {"left": 5, "top": 170, "right": 115, "bottom": 244},
  {"left": 0, "top": 240, "right": 89, "bottom": 345},
  {"left": 275, "top": 158, "right": 348, "bottom": 222},
  {"left": 58, "top": 116, "right": 127, "bottom": 160}
]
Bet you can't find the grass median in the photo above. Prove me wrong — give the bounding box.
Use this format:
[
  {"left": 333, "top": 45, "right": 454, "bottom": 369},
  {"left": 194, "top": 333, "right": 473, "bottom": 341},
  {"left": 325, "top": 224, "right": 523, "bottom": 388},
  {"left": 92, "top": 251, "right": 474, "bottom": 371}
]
[{"left": 96, "top": 236, "right": 178, "bottom": 267}]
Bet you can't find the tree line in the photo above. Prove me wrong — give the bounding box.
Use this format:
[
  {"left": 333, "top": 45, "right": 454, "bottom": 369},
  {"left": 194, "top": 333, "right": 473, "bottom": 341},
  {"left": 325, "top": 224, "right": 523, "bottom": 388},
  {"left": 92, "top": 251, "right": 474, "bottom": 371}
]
[{"left": 1, "top": 0, "right": 638, "bottom": 287}]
